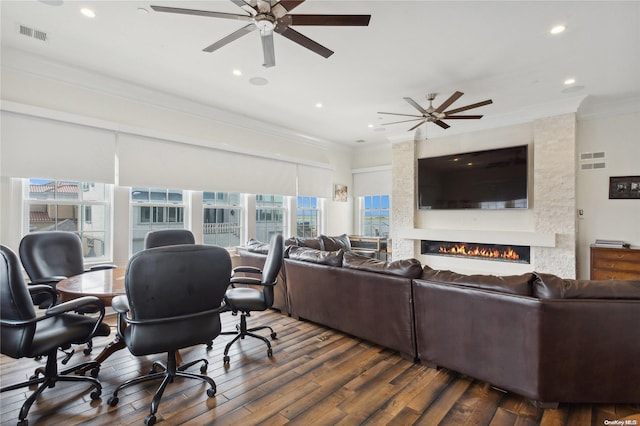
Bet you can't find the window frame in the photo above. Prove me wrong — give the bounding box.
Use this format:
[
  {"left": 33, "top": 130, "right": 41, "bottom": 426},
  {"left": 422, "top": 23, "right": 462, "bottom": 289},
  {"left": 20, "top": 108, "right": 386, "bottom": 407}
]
[
  {"left": 360, "top": 194, "right": 390, "bottom": 237},
  {"left": 23, "top": 178, "right": 113, "bottom": 263},
  {"left": 202, "top": 191, "right": 243, "bottom": 248}
]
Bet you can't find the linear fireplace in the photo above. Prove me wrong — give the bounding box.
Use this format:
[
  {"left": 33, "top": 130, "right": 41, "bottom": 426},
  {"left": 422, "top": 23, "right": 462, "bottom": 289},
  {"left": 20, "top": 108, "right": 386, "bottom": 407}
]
[{"left": 421, "top": 240, "right": 531, "bottom": 264}]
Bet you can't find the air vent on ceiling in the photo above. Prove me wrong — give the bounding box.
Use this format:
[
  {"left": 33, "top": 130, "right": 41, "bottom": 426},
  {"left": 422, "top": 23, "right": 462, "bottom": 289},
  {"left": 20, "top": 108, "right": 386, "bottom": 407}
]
[
  {"left": 579, "top": 151, "right": 606, "bottom": 171},
  {"left": 19, "top": 25, "right": 47, "bottom": 41}
]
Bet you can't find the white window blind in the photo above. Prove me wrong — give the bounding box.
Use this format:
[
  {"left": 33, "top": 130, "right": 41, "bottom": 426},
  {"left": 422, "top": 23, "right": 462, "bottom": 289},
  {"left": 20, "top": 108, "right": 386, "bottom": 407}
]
[
  {"left": 352, "top": 167, "right": 392, "bottom": 197},
  {"left": 0, "top": 111, "right": 116, "bottom": 183},
  {"left": 118, "top": 134, "right": 297, "bottom": 195},
  {"left": 297, "top": 164, "right": 332, "bottom": 198}
]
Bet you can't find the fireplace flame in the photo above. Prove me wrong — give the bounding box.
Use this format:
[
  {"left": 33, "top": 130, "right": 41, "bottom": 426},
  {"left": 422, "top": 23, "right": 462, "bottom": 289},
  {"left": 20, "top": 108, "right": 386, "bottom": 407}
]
[{"left": 438, "top": 243, "right": 520, "bottom": 260}]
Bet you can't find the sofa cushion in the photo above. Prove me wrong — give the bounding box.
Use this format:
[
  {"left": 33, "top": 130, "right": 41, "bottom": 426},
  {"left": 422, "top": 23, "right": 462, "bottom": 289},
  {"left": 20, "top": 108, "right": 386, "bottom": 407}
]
[
  {"left": 295, "top": 236, "right": 324, "bottom": 250},
  {"left": 343, "top": 251, "right": 422, "bottom": 278},
  {"left": 533, "top": 272, "right": 640, "bottom": 299},
  {"left": 320, "top": 234, "right": 351, "bottom": 251},
  {"left": 287, "top": 246, "right": 344, "bottom": 267},
  {"left": 244, "top": 238, "right": 270, "bottom": 254},
  {"left": 419, "top": 268, "right": 534, "bottom": 296}
]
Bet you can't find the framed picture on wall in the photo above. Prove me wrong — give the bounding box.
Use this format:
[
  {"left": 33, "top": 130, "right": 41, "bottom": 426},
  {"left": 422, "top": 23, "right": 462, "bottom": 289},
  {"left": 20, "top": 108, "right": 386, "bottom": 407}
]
[
  {"left": 334, "top": 184, "right": 348, "bottom": 202},
  {"left": 609, "top": 176, "right": 640, "bottom": 199}
]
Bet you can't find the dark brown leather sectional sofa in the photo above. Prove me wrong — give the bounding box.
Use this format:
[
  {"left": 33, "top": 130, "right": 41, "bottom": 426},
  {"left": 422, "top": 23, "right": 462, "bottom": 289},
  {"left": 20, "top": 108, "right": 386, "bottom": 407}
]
[{"left": 235, "top": 236, "right": 640, "bottom": 406}]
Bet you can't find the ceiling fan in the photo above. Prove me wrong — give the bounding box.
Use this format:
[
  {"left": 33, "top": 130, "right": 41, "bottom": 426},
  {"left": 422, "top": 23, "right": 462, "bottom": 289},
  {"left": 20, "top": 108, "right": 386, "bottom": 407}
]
[
  {"left": 150, "top": 0, "right": 371, "bottom": 68},
  {"left": 378, "top": 92, "right": 493, "bottom": 131}
]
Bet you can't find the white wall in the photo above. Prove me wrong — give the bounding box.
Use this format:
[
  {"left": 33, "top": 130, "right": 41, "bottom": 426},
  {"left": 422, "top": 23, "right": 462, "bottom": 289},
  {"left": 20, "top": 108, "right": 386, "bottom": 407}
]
[{"left": 576, "top": 111, "right": 640, "bottom": 278}]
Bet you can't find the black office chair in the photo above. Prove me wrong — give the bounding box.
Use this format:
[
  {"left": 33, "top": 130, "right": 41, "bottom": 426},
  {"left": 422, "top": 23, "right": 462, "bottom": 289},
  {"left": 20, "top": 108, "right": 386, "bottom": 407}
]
[
  {"left": 221, "top": 233, "right": 284, "bottom": 364},
  {"left": 19, "top": 231, "right": 114, "bottom": 356},
  {"left": 1, "top": 245, "right": 106, "bottom": 426},
  {"left": 143, "top": 229, "right": 195, "bottom": 249},
  {"left": 106, "top": 244, "right": 231, "bottom": 426}
]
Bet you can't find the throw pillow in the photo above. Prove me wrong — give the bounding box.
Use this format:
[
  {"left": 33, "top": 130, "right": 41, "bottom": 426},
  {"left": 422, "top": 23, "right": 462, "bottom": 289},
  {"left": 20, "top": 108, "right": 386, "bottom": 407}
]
[
  {"left": 287, "top": 246, "right": 344, "bottom": 267},
  {"left": 320, "top": 234, "right": 351, "bottom": 251}
]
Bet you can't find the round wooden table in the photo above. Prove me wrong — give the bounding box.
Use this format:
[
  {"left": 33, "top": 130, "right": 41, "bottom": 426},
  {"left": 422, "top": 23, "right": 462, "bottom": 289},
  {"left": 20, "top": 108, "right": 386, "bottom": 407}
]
[{"left": 57, "top": 267, "right": 126, "bottom": 305}]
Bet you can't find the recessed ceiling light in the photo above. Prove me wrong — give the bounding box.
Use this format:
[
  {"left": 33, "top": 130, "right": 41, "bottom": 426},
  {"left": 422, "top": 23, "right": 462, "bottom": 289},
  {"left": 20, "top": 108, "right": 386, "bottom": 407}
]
[
  {"left": 550, "top": 25, "right": 566, "bottom": 35},
  {"left": 315, "top": 102, "right": 323, "bottom": 108},
  {"left": 564, "top": 78, "right": 576, "bottom": 85},
  {"left": 367, "top": 124, "right": 374, "bottom": 128},
  {"left": 232, "top": 69, "right": 242, "bottom": 76},
  {"left": 80, "top": 8, "right": 96, "bottom": 18},
  {"left": 249, "top": 77, "right": 268, "bottom": 86}
]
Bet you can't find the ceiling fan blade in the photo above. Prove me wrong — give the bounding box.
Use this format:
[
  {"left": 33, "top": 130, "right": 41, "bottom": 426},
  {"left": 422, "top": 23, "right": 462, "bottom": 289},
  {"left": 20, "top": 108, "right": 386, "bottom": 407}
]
[
  {"left": 403, "top": 97, "right": 428, "bottom": 115},
  {"left": 274, "top": 26, "right": 333, "bottom": 58},
  {"left": 434, "top": 120, "right": 450, "bottom": 129},
  {"left": 150, "top": 5, "right": 253, "bottom": 21},
  {"left": 444, "top": 115, "right": 484, "bottom": 119},
  {"left": 381, "top": 118, "right": 424, "bottom": 126},
  {"left": 261, "top": 32, "right": 276, "bottom": 67},
  {"left": 272, "top": 0, "right": 305, "bottom": 13},
  {"left": 288, "top": 14, "right": 371, "bottom": 26},
  {"left": 377, "top": 112, "right": 423, "bottom": 118},
  {"left": 203, "top": 24, "right": 256, "bottom": 52},
  {"left": 409, "top": 119, "right": 428, "bottom": 131},
  {"left": 229, "top": 0, "right": 258, "bottom": 14},
  {"left": 434, "top": 91, "right": 463, "bottom": 114},
  {"left": 444, "top": 99, "right": 493, "bottom": 115}
]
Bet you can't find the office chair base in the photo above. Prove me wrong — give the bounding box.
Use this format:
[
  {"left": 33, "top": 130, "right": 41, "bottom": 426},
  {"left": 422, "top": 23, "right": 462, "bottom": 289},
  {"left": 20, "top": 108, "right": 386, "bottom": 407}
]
[
  {"left": 0, "top": 351, "right": 102, "bottom": 426},
  {"left": 221, "top": 313, "right": 276, "bottom": 363},
  {"left": 107, "top": 351, "right": 216, "bottom": 425}
]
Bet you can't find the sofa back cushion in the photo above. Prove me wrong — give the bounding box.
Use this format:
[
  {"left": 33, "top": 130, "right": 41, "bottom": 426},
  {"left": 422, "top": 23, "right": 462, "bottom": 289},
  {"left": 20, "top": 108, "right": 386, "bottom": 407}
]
[
  {"left": 287, "top": 246, "right": 344, "bottom": 267},
  {"left": 244, "top": 238, "right": 271, "bottom": 254},
  {"left": 343, "top": 251, "right": 422, "bottom": 278},
  {"left": 320, "top": 234, "right": 351, "bottom": 251},
  {"left": 533, "top": 272, "right": 640, "bottom": 299},
  {"left": 419, "top": 267, "right": 534, "bottom": 296},
  {"left": 295, "top": 236, "right": 324, "bottom": 250}
]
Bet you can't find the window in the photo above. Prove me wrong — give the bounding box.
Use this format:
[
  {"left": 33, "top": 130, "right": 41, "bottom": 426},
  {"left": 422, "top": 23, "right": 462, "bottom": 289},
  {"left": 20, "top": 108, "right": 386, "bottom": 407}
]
[
  {"left": 255, "top": 194, "right": 286, "bottom": 242},
  {"left": 296, "top": 196, "right": 319, "bottom": 238},
  {"left": 203, "top": 191, "right": 242, "bottom": 248},
  {"left": 131, "top": 187, "right": 186, "bottom": 253},
  {"left": 362, "top": 195, "right": 390, "bottom": 237},
  {"left": 25, "top": 178, "right": 110, "bottom": 260}
]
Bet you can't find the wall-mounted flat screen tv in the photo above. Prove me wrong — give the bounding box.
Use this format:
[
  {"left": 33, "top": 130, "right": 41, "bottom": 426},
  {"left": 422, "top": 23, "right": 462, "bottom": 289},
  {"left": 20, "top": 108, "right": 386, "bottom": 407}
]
[{"left": 418, "top": 145, "right": 529, "bottom": 209}]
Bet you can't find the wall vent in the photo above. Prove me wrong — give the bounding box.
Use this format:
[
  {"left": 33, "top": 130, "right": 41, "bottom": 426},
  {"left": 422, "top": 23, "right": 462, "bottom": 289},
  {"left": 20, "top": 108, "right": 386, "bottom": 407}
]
[
  {"left": 579, "top": 151, "right": 606, "bottom": 171},
  {"left": 19, "top": 25, "right": 47, "bottom": 41}
]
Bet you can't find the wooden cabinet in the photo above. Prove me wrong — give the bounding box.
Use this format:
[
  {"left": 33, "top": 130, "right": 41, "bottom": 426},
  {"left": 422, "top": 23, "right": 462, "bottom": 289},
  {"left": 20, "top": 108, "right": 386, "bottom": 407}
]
[{"left": 590, "top": 245, "right": 640, "bottom": 280}]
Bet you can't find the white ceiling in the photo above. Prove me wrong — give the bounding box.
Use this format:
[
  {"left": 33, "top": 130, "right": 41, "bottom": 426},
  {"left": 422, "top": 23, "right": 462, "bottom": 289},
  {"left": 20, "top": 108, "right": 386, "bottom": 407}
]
[{"left": 2, "top": 1, "right": 639, "bottom": 147}]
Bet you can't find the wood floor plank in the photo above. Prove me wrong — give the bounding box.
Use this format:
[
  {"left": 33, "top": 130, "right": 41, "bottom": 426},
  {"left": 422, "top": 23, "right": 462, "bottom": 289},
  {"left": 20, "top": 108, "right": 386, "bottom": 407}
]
[{"left": 1, "top": 309, "right": 638, "bottom": 426}]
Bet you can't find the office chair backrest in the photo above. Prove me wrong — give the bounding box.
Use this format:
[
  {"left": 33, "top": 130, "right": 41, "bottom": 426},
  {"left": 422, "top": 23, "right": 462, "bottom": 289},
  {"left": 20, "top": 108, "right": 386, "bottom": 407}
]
[
  {"left": 143, "top": 229, "right": 195, "bottom": 249},
  {"left": 261, "top": 234, "right": 284, "bottom": 308},
  {"left": 1, "top": 245, "right": 37, "bottom": 359},
  {"left": 19, "top": 231, "right": 85, "bottom": 281},
  {"left": 124, "top": 244, "right": 231, "bottom": 355}
]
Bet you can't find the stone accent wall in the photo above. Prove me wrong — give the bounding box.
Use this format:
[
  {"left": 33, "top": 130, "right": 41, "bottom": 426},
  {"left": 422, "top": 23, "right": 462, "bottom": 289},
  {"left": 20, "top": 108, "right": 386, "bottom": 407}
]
[
  {"left": 391, "top": 141, "right": 415, "bottom": 260},
  {"left": 391, "top": 114, "right": 577, "bottom": 278},
  {"left": 532, "top": 113, "right": 577, "bottom": 277}
]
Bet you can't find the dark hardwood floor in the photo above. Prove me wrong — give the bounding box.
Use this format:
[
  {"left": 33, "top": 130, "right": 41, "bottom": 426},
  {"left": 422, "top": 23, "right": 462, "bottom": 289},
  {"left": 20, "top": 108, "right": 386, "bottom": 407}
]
[{"left": 1, "top": 310, "right": 638, "bottom": 425}]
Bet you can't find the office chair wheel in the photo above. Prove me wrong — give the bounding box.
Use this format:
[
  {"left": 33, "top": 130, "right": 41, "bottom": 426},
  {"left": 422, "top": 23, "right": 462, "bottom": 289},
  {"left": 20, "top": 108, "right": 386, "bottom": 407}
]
[
  {"left": 90, "top": 367, "right": 100, "bottom": 378},
  {"left": 107, "top": 396, "right": 119, "bottom": 407},
  {"left": 207, "top": 386, "right": 216, "bottom": 397},
  {"left": 267, "top": 348, "right": 273, "bottom": 357},
  {"left": 145, "top": 414, "right": 157, "bottom": 425},
  {"left": 223, "top": 355, "right": 230, "bottom": 364},
  {"left": 17, "top": 419, "right": 28, "bottom": 426},
  {"left": 270, "top": 332, "right": 277, "bottom": 339},
  {"left": 200, "top": 365, "right": 207, "bottom": 374},
  {"left": 90, "top": 389, "right": 102, "bottom": 400},
  {"left": 83, "top": 347, "right": 92, "bottom": 355}
]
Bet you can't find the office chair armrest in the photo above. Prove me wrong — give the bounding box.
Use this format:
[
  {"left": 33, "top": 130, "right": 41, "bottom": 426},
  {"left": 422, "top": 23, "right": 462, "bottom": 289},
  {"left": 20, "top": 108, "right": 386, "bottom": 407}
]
[
  {"left": 31, "top": 276, "right": 67, "bottom": 284},
  {"left": 112, "top": 295, "right": 130, "bottom": 314},
  {"left": 46, "top": 296, "right": 105, "bottom": 317},
  {"left": 27, "top": 284, "right": 58, "bottom": 308},
  {"left": 232, "top": 266, "right": 262, "bottom": 275},
  {"left": 230, "top": 276, "right": 263, "bottom": 286},
  {"left": 86, "top": 263, "right": 117, "bottom": 272}
]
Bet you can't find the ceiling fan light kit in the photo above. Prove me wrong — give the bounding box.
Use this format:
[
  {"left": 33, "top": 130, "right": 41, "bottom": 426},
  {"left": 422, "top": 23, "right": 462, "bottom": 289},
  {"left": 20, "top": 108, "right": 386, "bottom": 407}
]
[
  {"left": 150, "top": 0, "right": 371, "bottom": 68},
  {"left": 378, "top": 91, "right": 493, "bottom": 131}
]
